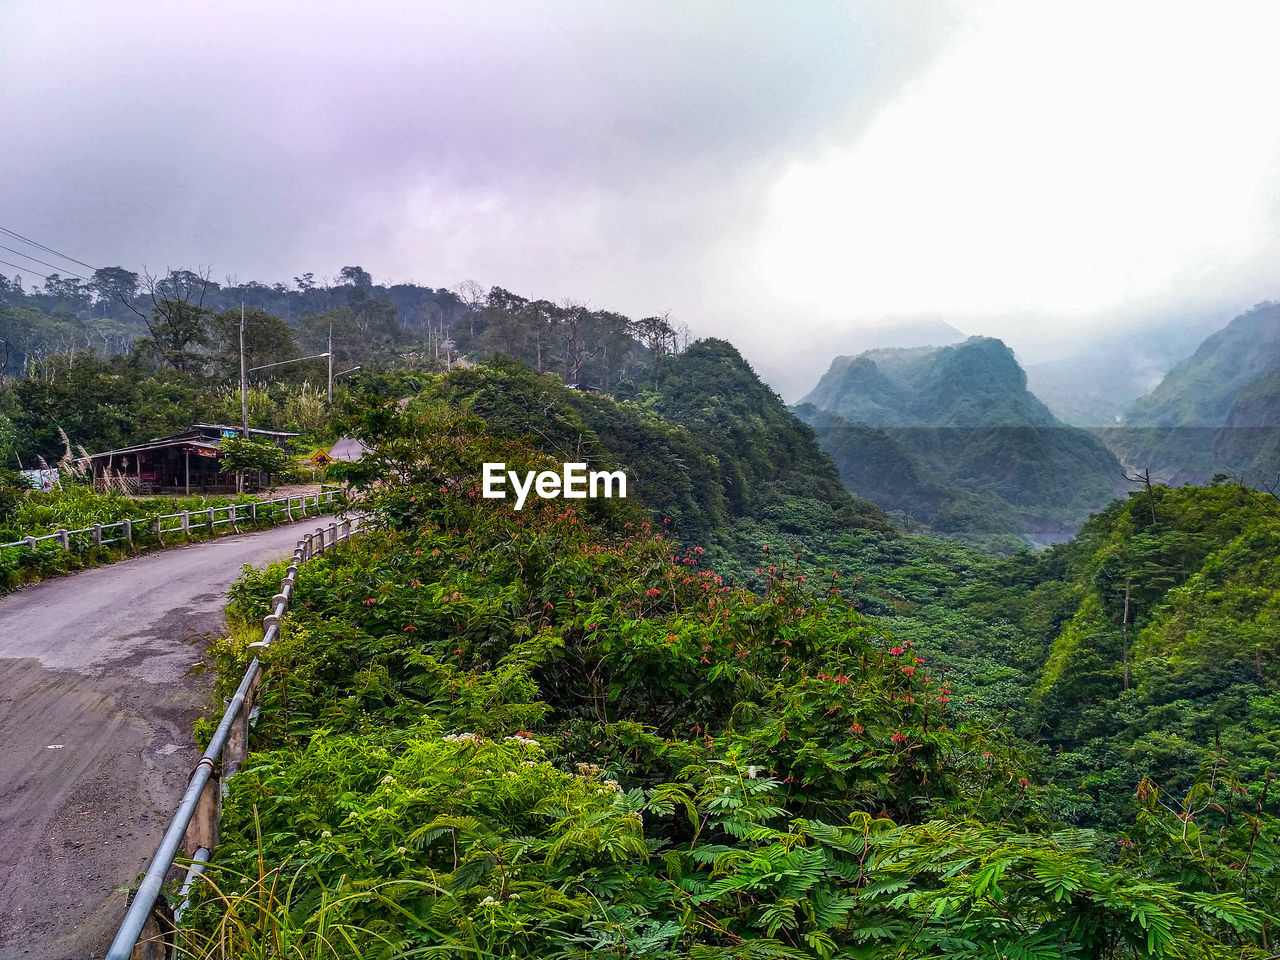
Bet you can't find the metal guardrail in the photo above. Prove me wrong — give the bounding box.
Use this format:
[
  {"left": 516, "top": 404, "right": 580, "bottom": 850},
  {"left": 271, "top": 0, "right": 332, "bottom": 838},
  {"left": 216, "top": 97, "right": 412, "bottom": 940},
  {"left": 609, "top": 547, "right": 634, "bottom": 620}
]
[
  {"left": 104, "top": 512, "right": 365, "bottom": 960},
  {"left": 0, "top": 490, "right": 343, "bottom": 554}
]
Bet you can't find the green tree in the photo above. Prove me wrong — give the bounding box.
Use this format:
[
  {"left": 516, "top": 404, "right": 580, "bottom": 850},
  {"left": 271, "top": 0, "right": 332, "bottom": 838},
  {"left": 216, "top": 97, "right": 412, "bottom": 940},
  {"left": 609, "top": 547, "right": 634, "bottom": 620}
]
[{"left": 219, "top": 438, "right": 291, "bottom": 480}]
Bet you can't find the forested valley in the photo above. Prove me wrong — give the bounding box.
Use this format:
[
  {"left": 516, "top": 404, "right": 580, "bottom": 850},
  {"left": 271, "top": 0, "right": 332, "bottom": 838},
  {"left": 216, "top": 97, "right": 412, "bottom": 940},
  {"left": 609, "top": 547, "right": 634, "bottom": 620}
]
[{"left": 3, "top": 268, "right": 1279, "bottom": 957}]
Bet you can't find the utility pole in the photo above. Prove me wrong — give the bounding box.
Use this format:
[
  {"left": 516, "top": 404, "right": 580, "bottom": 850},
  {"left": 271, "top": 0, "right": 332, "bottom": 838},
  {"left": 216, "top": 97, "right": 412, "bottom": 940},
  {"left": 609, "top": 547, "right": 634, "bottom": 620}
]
[
  {"left": 239, "top": 303, "right": 248, "bottom": 494},
  {"left": 239, "top": 303, "right": 249, "bottom": 438},
  {"left": 327, "top": 323, "right": 334, "bottom": 405}
]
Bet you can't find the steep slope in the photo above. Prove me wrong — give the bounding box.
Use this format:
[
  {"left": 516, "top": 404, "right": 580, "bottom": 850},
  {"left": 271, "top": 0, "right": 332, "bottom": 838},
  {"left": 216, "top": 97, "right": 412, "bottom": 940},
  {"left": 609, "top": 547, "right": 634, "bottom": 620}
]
[
  {"left": 1013, "top": 483, "right": 1280, "bottom": 827},
  {"left": 1025, "top": 313, "right": 1224, "bottom": 427},
  {"left": 1125, "top": 302, "right": 1280, "bottom": 427},
  {"left": 792, "top": 404, "right": 1026, "bottom": 549},
  {"left": 1214, "top": 367, "right": 1280, "bottom": 480},
  {"left": 801, "top": 337, "right": 1124, "bottom": 540},
  {"left": 415, "top": 348, "right": 895, "bottom": 585},
  {"left": 1105, "top": 301, "right": 1280, "bottom": 483}
]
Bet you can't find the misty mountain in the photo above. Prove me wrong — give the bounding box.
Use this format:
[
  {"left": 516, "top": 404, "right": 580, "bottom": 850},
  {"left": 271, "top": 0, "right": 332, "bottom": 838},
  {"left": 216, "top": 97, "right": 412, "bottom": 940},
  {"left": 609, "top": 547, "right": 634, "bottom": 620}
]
[
  {"left": 834, "top": 318, "right": 968, "bottom": 354},
  {"left": 1102, "top": 301, "right": 1280, "bottom": 484},
  {"left": 1023, "top": 313, "right": 1223, "bottom": 426},
  {"left": 753, "top": 319, "right": 966, "bottom": 402},
  {"left": 799, "top": 337, "right": 1125, "bottom": 544}
]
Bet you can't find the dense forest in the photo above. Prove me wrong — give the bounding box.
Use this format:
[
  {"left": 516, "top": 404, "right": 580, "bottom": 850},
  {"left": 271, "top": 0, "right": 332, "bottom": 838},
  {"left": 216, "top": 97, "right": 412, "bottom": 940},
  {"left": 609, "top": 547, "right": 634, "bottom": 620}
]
[
  {"left": 0, "top": 266, "right": 684, "bottom": 466},
  {"left": 179, "top": 366, "right": 1279, "bottom": 957}
]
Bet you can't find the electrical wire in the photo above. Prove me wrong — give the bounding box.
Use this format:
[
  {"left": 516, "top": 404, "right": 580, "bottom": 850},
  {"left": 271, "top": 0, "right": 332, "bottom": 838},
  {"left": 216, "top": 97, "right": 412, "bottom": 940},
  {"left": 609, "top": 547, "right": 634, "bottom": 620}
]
[
  {"left": 0, "top": 258, "right": 51, "bottom": 281},
  {"left": 0, "top": 243, "right": 90, "bottom": 281},
  {"left": 0, "top": 225, "right": 98, "bottom": 273}
]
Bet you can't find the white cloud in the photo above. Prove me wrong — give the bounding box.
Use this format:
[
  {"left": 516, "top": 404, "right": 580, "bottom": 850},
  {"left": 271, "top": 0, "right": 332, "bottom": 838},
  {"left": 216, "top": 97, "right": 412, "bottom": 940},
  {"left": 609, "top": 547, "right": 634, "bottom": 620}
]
[{"left": 755, "top": 1, "right": 1280, "bottom": 323}]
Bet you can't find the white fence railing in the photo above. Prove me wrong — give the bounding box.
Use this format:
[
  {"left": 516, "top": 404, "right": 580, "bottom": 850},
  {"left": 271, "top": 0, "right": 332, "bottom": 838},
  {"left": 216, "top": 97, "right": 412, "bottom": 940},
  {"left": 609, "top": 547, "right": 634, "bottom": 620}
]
[
  {"left": 0, "top": 490, "right": 344, "bottom": 553},
  {"left": 103, "top": 512, "right": 366, "bottom": 959}
]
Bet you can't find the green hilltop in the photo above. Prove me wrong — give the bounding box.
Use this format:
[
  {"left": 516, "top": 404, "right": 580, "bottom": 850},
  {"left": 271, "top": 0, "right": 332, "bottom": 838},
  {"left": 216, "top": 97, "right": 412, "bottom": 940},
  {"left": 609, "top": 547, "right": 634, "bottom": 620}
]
[{"left": 797, "top": 337, "right": 1124, "bottom": 546}]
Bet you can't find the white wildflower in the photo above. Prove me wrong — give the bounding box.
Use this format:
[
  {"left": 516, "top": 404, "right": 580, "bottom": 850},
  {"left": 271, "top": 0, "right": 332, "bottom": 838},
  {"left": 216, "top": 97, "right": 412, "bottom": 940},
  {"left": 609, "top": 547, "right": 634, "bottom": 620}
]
[
  {"left": 746, "top": 766, "right": 759, "bottom": 780},
  {"left": 480, "top": 896, "right": 497, "bottom": 906},
  {"left": 320, "top": 830, "right": 332, "bottom": 838}
]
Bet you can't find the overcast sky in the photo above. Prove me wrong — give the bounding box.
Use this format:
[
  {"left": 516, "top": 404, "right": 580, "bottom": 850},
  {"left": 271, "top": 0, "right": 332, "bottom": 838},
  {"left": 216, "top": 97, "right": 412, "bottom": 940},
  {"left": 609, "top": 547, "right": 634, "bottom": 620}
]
[{"left": 4, "top": 1, "right": 1280, "bottom": 397}]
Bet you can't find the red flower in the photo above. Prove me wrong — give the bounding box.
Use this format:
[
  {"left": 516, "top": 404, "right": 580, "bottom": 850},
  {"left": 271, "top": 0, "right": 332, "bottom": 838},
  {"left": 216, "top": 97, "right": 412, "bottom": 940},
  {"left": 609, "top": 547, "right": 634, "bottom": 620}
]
[
  {"left": 848, "top": 723, "right": 863, "bottom": 735},
  {"left": 403, "top": 625, "right": 417, "bottom": 632},
  {"left": 889, "top": 646, "right": 904, "bottom": 657},
  {"left": 646, "top": 588, "right": 661, "bottom": 597},
  {"left": 900, "top": 665, "right": 916, "bottom": 677},
  {"left": 891, "top": 732, "right": 908, "bottom": 745}
]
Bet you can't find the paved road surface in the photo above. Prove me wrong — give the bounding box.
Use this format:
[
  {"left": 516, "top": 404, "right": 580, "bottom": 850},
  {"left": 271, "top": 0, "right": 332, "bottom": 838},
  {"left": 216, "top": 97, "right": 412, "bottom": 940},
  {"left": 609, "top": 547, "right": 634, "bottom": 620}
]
[
  {"left": 0, "top": 517, "right": 337, "bottom": 959},
  {"left": 327, "top": 436, "right": 368, "bottom": 462}
]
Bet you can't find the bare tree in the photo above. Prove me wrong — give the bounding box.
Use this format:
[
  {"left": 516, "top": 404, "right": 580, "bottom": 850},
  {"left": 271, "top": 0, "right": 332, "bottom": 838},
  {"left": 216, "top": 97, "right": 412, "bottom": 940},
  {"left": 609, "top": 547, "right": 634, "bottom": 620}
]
[
  {"left": 454, "top": 279, "right": 486, "bottom": 337},
  {"left": 1123, "top": 468, "right": 1159, "bottom": 526},
  {"left": 113, "top": 266, "right": 215, "bottom": 369},
  {"left": 560, "top": 300, "right": 602, "bottom": 383}
]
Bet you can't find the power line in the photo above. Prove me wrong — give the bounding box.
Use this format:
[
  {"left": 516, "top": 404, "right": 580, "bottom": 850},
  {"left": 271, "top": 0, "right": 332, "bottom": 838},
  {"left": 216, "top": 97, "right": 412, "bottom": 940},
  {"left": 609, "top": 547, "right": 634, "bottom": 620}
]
[
  {"left": 0, "top": 243, "right": 90, "bottom": 281},
  {"left": 0, "top": 258, "right": 51, "bottom": 281},
  {"left": 0, "top": 225, "right": 99, "bottom": 273}
]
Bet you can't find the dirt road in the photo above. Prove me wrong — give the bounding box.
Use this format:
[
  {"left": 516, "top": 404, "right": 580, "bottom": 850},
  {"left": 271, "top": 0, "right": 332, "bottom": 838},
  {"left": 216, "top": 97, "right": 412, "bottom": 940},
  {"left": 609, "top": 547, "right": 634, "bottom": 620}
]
[{"left": 0, "top": 517, "right": 337, "bottom": 959}]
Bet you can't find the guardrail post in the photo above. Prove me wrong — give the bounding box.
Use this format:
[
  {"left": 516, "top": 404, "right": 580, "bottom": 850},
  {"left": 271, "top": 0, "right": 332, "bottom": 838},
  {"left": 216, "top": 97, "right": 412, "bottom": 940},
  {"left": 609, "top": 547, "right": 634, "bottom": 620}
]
[
  {"left": 57, "top": 529, "right": 70, "bottom": 550},
  {"left": 229, "top": 504, "right": 239, "bottom": 533},
  {"left": 225, "top": 672, "right": 260, "bottom": 778},
  {"left": 300, "top": 495, "right": 308, "bottom": 518},
  {"left": 24, "top": 535, "right": 36, "bottom": 549},
  {"left": 183, "top": 770, "right": 221, "bottom": 858},
  {"left": 154, "top": 517, "right": 163, "bottom": 543},
  {"left": 251, "top": 501, "right": 258, "bottom": 525},
  {"left": 93, "top": 523, "right": 103, "bottom": 546},
  {"left": 329, "top": 521, "right": 338, "bottom": 549},
  {"left": 123, "top": 894, "right": 173, "bottom": 960},
  {"left": 181, "top": 511, "right": 189, "bottom": 535},
  {"left": 206, "top": 507, "right": 215, "bottom": 534},
  {"left": 286, "top": 498, "right": 294, "bottom": 522},
  {"left": 123, "top": 519, "right": 133, "bottom": 546}
]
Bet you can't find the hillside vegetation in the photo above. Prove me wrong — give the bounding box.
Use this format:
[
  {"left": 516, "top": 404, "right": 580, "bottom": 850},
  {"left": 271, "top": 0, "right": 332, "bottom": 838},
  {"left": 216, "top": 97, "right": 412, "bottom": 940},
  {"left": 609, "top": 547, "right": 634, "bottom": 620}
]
[
  {"left": 185, "top": 395, "right": 1275, "bottom": 959},
  {"left": 1105, "top": 302, "right": 1280, "bottom": 484}
]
